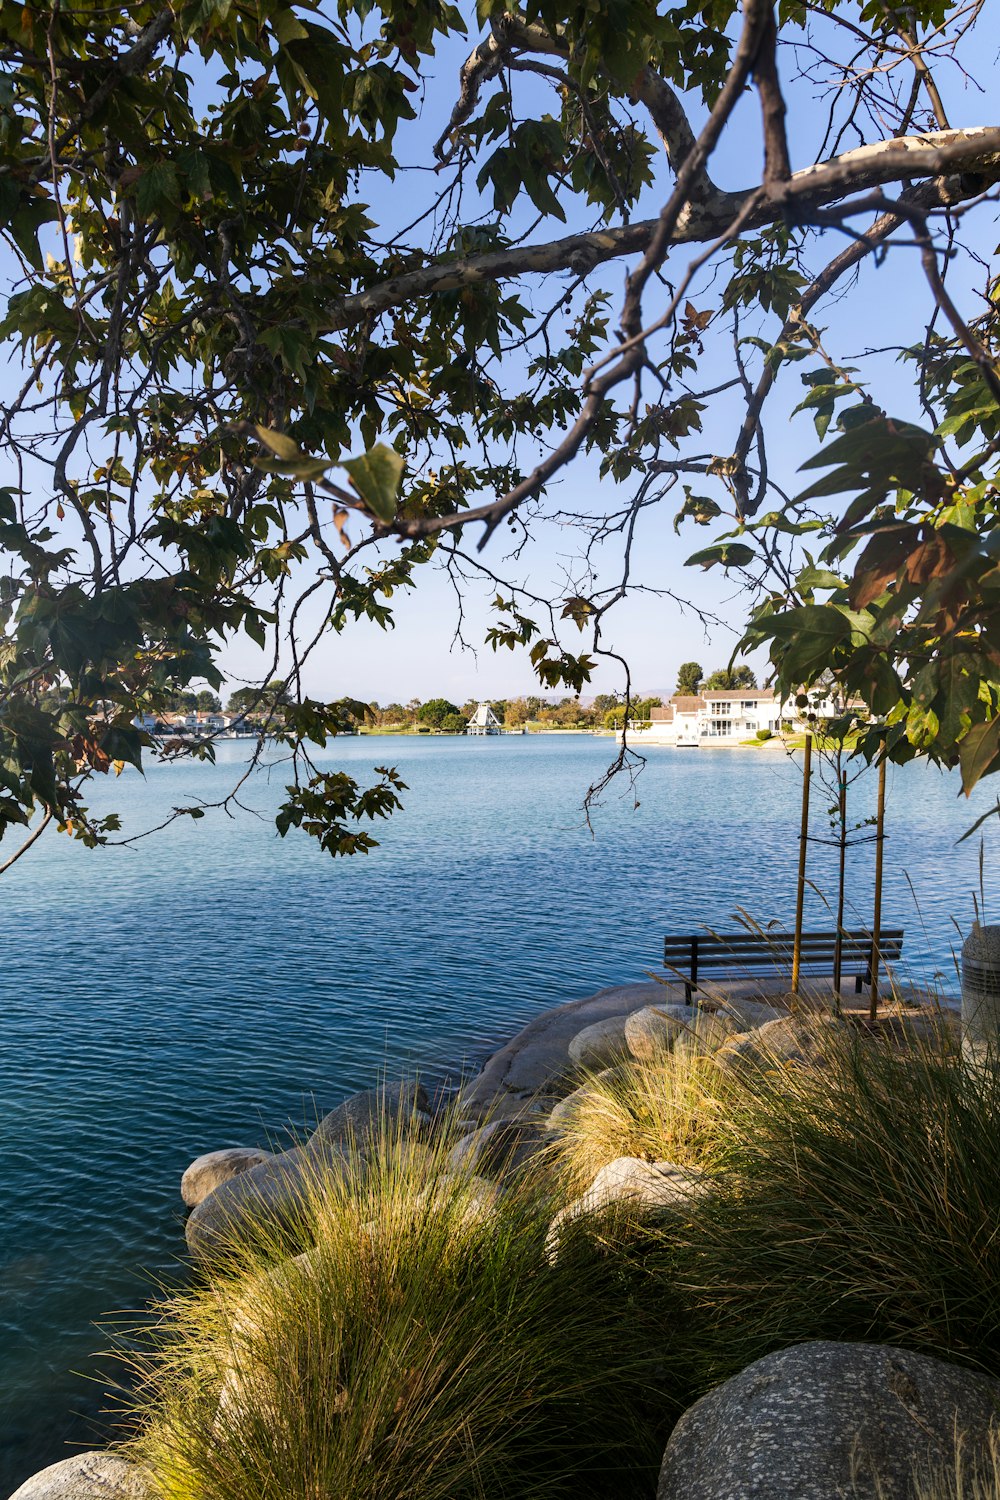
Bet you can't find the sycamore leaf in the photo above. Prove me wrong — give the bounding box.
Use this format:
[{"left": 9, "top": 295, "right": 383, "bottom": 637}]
[
  {"left": 136, "top": 161, "right": 181, "bottom": 221},
  {"left": 333, "top": 508, "right": 352, "bottom": 550},
  {"left": 561, "top": 596, "right": 594, "bottom": 631},
  {"left": 674, "top": 487, "right": 721, "bottom": 533},
  {"left": 342, "top": 443, "right": 405, "bottom": 524},
  {"left": 959, "top": 716, "right": 1000, "bottom": 794},
  {"left": 273, "top": 8, "right": 309, "bottom": 43},
  {"left": 249, "top": 425, "right": 303, "bottom": 462},
  {"left": 686, "top": 541, "right": 756, "bottom": 570},
  {"left": 255, "top": 456, "right": 333, "bottom": 480}
]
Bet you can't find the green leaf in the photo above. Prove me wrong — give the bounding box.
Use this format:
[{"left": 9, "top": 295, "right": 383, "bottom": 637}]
[
  {"left": 250, "top": 425, "right": 304, "bottom": 462},
  {"left": 686, "top": 541, "right": 756, "bottom": 570},
  {"left": 136, "top": 161, "right": 181, "bottom": 221},
  {"left": 99, "top": 726, "right": 144, "bottom": 771},
  {"left": 960, "top": 717, "right": 1000, "bottom": 794},
  {"left": 255, "top": 456, "right": 332, "bottom": 480},
  {"left": 674, "top": 488, "right": 722, "bottom": 533},
  {"left": 273, "top": 8, "right": 309, "bottom": 43},
  {"left": 342, "top": 443, "right": 405, "bottom": 524},
  {"left": 938, "top": 658, "right": 981, "bottom": 746},
  {"left": 10, "top": 201, "right": 58, "bottom": 272}
]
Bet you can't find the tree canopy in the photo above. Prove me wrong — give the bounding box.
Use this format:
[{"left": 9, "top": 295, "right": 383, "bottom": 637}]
[
  {"left": 703, "top": 665, "right": 757, "bottom": 691},
  {"left": 416, "top": 697, "right": 461, "bottom": 728},
  {"left": 2, "top": 0, "right": 999, "bottom": 868},
  {"left": 674, "top": 663, "right": 703, "bottom": 696}
]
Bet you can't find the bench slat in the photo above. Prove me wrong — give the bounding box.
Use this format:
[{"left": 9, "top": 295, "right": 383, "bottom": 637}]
[{"left": 662, "top": 928, "right": 904, "bottom": 1002}]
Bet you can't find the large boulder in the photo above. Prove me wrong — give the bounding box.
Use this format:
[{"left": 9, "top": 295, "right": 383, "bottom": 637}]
[
  {"left": 181, "top": 1146, "right": 275, "bottom": 1207},
  {"left": 657, "top": 1340, "right": 1000, "bottom": 1500},
  {"left": 623, "top": 1004, "right": 694, "bottom": 1061},
  {"left": 877, "top": 1007, "right": 961, "bottom": 1053},
  {"left": 413, "top": 1173, "right": 499, "bottom": 1232},
  {"left": 546, "top": 1156, "right": 707, "bottom": 1261},
  {"left": 544, "top": 1070, "right": 620, "bottom": 1133},
  {"left": 455, "top": 1095, "right": 559, "bottom": 1132},
  {"left": 8, "top": 1453, "right": 147, "bottom": 1500},
  {"left": 185, "top": 1140, "right": 353, "bottom": 1262},
  {"left": 459, "top": 982, "right": 667, "bottom": 1119},
  {"left": 447, "top": 1120, "right": 549, "bottom": 1180},
  {"left": 709, "top": 996, "right": 788, "bottom": 1030},
  {"left": 568, "top": 1015, "right": 631, "bottom": 1071},
  {"left": 309, "top": 1078, "right": 431, "bottom": 1150},
  {"left": 716, "top": 1014, "right": 848, "bottom": 1074}
]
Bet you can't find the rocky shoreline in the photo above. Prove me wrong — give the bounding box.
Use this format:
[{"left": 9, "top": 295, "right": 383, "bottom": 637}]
[{"left": 9, "top": 977, "right": 978, "bottom": 1500}]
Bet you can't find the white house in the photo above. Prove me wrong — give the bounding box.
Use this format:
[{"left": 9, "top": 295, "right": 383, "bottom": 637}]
[
  {"left": 622, "top": 687, "right": 847, "bottom": 746},
  {"left": 466, "top": 702, "right": 503, "bottom": 736}
]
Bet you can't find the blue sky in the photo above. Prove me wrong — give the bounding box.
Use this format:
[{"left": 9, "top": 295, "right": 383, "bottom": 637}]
[
  {"left": 215, "top": 3, "right": 1000, "bottom": 703},
  {"left": 2, "top": 4, "right": 998, "bottom": 704}
]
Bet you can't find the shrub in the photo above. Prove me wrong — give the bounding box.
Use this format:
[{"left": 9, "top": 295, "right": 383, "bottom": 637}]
[
  {"left": 549, "top": 1030, "right": 735, "bottom": 1196},
  {"left": 121, "top": 1115, "right": 682, "bottom": 1500},
  {"left": 657, "top": 1020, "right": 1000, "bottom": 1389},
  {"left": 755, "top": 728, "right": 773, "bottom": 741}
]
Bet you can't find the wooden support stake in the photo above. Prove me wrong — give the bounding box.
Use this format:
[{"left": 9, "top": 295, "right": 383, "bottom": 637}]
[
  {"left": 792, "top": 731, "right": 812, "bottom": 999},
  {"left": 868, "top": 737, "right": 888, "bottom": 1023},
  {"left": 833, "top": 769, "right": 847, "bottom": 1011}
]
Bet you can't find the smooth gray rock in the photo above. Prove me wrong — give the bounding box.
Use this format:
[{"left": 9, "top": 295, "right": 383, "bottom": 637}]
[
  {"left": 546, "top": 1156, "right": 707, "bottom": 1261},
  {"left": 544, "top": 1069, "right": 620, "bottom": 1132},
  {"left": 186, "top": 1140, "right": 354, "bottom": 1262},
  {"left": 414, "top": 1173, "right": 499, "bottom": 1228},
  {"left": 877, "top": 1007, "right": 960, "bottom": 1052},
  {"left": 716, "top": 1014, "right": 848, "bottom": 1074},
  {"left": 568, "top": 1014, "right": 631, "bottom": 1071},
  {"left": 657, "top": 1340, "right": 1000, "bottom": 1500},
  {"left": 458, "top": 982, "right": 667, "bottom": 1119},
  {"left": 217, "top": 1250, "right": 320, "bottom": 1425},
  {"left": 8, "top": 1452, "right": 147, "bottom": 1500},
  {"left": 181, "top": 1147, "right": 275, "bottom": 1207},
  {"left": 456, "top": 1096, "right": 559, "bottom": 1132},
  {"left": 309, "top": 1078, "right": 431, "bottom": 1149},
  {"left": 710, "top": 996, "right": 788, "bottom": 1030},
  {"left": 447, "top": 1119, "right": 549, "bottom": 1179},
  {"left": 624, "top": 1004, "right": 700, "bottom": 1061}
]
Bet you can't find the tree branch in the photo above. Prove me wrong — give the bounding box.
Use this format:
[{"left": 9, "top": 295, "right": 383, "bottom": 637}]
[
  {"left": 754, "top": 5, "right": 791, "bottom": 184},
  {"left": 896, "top": 23, "right": 952, "bottom": 131},
  {"left": 323, "top": 127, "right": 1000, "bottom": 332},
  {"left": 432, "top": 16, "right": 570, "bottom": 164},
  {"left": 434, "top": 14, "right": 700, "bottom": 179},
  {"left": 0, "top": 812, "right": 52, "bottom": 877}
]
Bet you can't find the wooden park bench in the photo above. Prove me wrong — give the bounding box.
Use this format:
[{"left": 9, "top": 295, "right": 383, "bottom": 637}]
[{"left": 663, "top": 929, "right": 904, "bottom": 1004}]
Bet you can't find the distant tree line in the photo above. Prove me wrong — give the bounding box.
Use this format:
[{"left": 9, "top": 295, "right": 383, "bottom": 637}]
[
  {"left": 356, "top": 694, "right": 669, "bottom": 732},
  {"left": 162, "top": 669, "right": 759, "bottom": 733}
]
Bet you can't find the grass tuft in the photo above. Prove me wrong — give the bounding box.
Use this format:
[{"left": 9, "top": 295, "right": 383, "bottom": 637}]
[
  {"left": 655, "top": 1020, "right": 1000, "bottom": 1388},
  {"left": 869, "top": 1426, "right": 1000, "bottom": 1500},
  {"left": 548, "top": 1027, "right": 736, "bottom": 1196},
  {"left": 122, "top": 1106, "right": 681, "bottom": 1500}
]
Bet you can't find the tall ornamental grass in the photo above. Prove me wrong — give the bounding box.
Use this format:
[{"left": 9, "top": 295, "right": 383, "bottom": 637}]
[
  {"left": 550, "top": 1029, "right": 735, "bottom": 1196},
  {"left": 658, "top": 1021, "right": 1000, "bottom": 1387},
  {"left": 123, "top": 1113, "right": 681, "bottom": 1500}
]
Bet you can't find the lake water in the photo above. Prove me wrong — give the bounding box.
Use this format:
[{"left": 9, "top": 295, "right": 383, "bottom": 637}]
[{"left": 2, "top": 733, "right": 999, "bottom": 1492}]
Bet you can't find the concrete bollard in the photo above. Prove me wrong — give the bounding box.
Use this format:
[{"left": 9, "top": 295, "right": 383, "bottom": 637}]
[{"left": 961, "top": 924, "right": 1000, "bottom": 1066}]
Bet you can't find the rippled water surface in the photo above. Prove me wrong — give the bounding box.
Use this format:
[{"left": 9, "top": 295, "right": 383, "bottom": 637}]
[{"left": 2, "top": 733, "right": 998, "bottom": 1491}]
